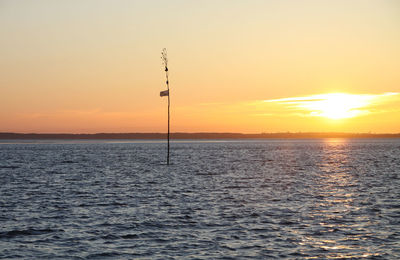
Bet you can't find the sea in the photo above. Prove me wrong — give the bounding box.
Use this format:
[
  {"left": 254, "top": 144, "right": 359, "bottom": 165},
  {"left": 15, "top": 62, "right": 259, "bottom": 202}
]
[{"left": 0, "top": 139, "right": 399, "bottom": 259}]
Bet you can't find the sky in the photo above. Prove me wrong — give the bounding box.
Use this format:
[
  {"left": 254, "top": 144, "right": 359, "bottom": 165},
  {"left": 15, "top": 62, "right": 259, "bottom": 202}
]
[{"left": 0, "top": 0, "right": 399, "bottom": 133}]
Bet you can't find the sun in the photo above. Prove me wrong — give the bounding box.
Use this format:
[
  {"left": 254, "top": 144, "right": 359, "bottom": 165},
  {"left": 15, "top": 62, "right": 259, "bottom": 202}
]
[
  {"left": 300, "top": 93, "right": 371, "bottom": 120},
  {"left": 265, "top": 92, "right": 398, "bottom": 120}
]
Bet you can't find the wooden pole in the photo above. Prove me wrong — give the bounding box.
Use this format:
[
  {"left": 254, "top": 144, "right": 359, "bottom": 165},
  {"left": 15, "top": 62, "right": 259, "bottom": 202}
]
[
  {"left": 166, "top": 66, "right": 170, "bottom": 165},
  {"left": 161, "top": 48, "right": 170, "bottom": 165}
]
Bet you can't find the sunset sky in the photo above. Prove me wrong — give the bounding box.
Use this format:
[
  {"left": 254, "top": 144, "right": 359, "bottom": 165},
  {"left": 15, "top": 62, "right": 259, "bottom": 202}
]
[{"left": 1, "top": 0, "right": 399, "bottom": 133}]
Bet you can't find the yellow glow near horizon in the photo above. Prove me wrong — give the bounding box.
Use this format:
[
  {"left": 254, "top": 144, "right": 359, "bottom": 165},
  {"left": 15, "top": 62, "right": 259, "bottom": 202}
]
[{"left": 265, "top": 93, "right": 399, "bottom": 120}]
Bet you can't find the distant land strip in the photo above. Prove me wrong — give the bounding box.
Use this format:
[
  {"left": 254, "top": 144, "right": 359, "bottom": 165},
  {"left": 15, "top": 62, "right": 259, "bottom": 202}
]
[{"left": 1, "top": 132, "right": 400, "bottom": 139}]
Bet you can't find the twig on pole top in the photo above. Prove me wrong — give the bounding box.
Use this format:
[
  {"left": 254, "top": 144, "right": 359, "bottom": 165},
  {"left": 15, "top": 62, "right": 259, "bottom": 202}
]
[{"left": 161, "top": 48, "right": 168, "bottom": 71}]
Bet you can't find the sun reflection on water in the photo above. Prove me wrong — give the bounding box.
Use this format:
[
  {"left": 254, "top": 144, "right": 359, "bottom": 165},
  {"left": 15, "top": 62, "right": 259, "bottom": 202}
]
[{"left": 298, "top": 139, "right": 380, "bottom": 259}]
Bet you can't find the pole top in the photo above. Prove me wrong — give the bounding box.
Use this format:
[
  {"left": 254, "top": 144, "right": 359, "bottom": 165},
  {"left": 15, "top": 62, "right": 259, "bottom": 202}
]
[{"left": 161, "top": 48, "right": 168, "bottom": 68}]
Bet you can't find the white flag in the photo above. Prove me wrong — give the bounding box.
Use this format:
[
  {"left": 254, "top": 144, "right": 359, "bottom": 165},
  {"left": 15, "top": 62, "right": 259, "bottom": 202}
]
[{"left": 160, "top": 90, "right": 169, "bottom": 97}]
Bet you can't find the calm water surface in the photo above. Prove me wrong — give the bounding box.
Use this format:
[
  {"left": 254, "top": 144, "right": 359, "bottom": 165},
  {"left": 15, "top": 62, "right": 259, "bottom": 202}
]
[{"left": 1, "top": 139, "right": 399, "bottom": 259}]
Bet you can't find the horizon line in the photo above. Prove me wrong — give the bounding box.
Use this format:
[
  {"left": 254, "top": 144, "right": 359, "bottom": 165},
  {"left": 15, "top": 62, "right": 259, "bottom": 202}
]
[{"left": 1, "top": 132, "right": 399, "bottom": 140}]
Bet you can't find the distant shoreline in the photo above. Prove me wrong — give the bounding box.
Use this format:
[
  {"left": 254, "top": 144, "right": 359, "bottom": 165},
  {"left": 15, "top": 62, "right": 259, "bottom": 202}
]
[{"left": 1, "top": 132, "right": 399, "bottom": 140}]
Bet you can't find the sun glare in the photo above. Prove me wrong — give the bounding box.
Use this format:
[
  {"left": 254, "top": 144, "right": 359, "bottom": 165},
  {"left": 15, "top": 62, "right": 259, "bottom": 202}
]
[
  {"left": 301, "top": 93, "right": 371, "bottom": 120},
  {"left": 265, "top": 92, "right": 398, "bottom": 120}
]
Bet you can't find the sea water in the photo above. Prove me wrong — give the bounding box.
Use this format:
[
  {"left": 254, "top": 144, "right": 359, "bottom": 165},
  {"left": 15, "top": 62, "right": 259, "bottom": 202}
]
[{"left": 0, "top": 139, "right": 399, "bottom": 259}]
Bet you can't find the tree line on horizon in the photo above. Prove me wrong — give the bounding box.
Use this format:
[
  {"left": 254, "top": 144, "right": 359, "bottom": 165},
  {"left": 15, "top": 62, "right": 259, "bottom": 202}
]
[{"left": 0, "top": 132, "right": 399, "bottom": 139}]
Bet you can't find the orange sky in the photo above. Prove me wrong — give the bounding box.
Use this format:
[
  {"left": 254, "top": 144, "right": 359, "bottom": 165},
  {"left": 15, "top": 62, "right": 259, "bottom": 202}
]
[{"left": 0, "top": 0, "right": 399, "bottom": 133}]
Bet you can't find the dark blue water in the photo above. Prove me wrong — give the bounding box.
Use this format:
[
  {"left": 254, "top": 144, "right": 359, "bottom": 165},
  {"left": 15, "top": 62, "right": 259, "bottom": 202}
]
[{"left": 1, "top": 139, "right": 399, "bottom": 259}]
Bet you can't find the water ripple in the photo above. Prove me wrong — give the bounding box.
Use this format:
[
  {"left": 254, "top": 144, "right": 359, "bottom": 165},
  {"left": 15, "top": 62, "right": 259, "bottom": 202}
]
[{"left": 0, "top": 139, "right": 399, "bottom": 259}]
